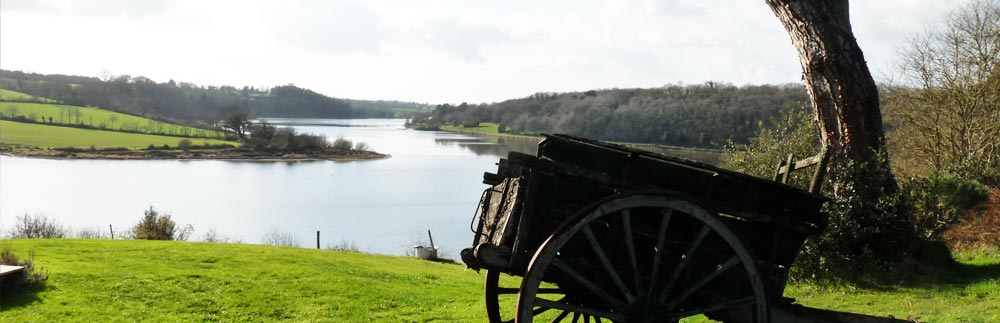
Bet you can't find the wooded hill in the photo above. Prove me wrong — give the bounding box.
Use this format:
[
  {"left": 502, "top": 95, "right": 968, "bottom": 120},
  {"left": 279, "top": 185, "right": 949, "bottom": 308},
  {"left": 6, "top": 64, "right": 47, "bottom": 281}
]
[
  {"left": 0, "top": 70, "right": 432, "bottom": 121},
  {"left": 417, "top": 82, "right": 810, "bottom": 147}
]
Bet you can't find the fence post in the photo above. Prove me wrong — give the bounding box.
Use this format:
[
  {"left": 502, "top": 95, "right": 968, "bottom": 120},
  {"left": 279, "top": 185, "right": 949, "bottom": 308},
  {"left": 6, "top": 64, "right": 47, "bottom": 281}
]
[
  {"left": 109, "top": 225, "right": 114, "bottom": 240},
  {"left": 316, "top": 231, "right": 320, "bottom": 249}
]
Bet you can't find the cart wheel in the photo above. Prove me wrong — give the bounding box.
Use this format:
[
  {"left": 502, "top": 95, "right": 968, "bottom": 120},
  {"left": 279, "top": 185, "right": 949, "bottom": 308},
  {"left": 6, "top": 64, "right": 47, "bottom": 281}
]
[
  {"left": 515, "top": 194, "right": 769, "bottom": 323},
  {"left": 486, "top": 270, "right": 567, "bottom": 323}
]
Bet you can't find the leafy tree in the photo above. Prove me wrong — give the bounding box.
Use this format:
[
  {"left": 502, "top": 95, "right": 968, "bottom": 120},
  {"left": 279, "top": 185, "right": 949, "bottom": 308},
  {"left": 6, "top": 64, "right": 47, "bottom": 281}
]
[{"left": 222, "top": 107, "right": 250, "bottom": 140}]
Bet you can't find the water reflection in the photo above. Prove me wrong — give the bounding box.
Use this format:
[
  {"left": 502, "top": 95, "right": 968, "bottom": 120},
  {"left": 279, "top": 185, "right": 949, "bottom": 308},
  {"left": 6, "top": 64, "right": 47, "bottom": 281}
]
[{"left": 435, "top": 137, "right": 540, "bottom": 157}]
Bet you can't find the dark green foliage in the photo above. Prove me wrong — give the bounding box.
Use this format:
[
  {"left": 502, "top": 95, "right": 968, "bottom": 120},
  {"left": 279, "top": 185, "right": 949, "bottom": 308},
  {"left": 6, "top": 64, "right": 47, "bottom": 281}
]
[
  {"left": 177, "top": 139, "right": 192, "bottom": 151},
  {"left": 0, "top": 247, "right": 48, "bottom": 291},
  {"left": 244, "top": 125, "right": 330, "bottom": 153},
  {"left": 903, "top": 173, "right": 990, "bottom": 239},
  {"left": 795, "top": 158, "right": 915, "bottom": 278},
  {"left": 132, "top": 206, "right": 191, "bottom": 241},
  {"left": 720, "top": 108, "right": 925, "bottom": 278},
  {"left": 721, "top": 105, "right": 820, "bottom": 190},
  {"left": 415, "top": 83, "right": 810, "bottom": 147},
  {"left": 0, "top": 70, "right": 431, "bottom": 121}
]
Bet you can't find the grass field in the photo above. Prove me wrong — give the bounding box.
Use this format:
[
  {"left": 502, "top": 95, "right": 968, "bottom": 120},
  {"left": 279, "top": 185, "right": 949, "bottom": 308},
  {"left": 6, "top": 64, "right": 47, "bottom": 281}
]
[
  {"left": 1, "top": 239, "right": 996, "bottom": 322},
  {"left": 0, "top": 89, "right": 54, "bottom": 102},
  {"left": 0, "top": 120, "right": 237, "bottom": 149},
  {"left": 0, "top": 101, "right": 225, "bottom": 138}
]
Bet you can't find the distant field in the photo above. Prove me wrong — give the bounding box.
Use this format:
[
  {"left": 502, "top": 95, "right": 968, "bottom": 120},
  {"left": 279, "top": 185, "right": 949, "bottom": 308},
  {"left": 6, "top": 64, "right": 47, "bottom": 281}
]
[
  {"left": 0, "top": 89, "right": 42, "bottom": 101},
  {"left": 0, "top": 101, "right": 225, "bottom": 138},
  {"left": 0, "top": 120, "right": 237, "bottom": 148}
]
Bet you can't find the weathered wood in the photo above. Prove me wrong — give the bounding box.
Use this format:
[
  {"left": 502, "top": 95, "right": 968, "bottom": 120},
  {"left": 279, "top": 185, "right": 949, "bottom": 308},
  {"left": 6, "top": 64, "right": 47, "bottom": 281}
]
[{"left": 765, "top": 0, "right": 889, "bottom": 163}]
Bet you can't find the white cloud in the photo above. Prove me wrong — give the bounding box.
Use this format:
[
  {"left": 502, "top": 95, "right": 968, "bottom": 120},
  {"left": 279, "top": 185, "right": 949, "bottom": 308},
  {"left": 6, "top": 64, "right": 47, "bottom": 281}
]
[{"left": 0, "top": 0, "right": 978, "bottom": 103}]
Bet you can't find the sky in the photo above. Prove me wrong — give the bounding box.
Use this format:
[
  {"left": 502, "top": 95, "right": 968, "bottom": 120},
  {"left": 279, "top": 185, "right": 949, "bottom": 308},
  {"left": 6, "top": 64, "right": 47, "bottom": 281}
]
[{"left": 0, "top": 0, "right": 971, "bottom": 104}]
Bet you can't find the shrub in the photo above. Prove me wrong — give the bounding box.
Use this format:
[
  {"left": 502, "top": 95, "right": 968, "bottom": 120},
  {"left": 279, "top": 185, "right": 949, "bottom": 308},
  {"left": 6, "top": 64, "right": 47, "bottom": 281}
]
[
  {"left": 76, "top": 226, "right": 109, "bottom": 239},
  {"left": 326, "top": 240, "right": 361, "bottom": 252},
  {"left": 6, "top": 213, "right": 69, "bottom": 239},
  {"left": 903, "top": 173, "right": 990, "bottom": 239},
  {"left": 178, "top": 139, "right": 193, "bottom": 151},
  {"left": 353, "top": 141, "right": 371, "bottom": 152},
  {"left": 0, "top": 247, "right": 48, "bottom": 291},
  {"left": 332, "top": 136, "right": 353, "bottom": 150},
  {"left": 261, "top": 227, "right": 299, "bottom": 247},
  {"left": 132, "top": 206, "right": 192, "bottom": 240},
  {"left": 720, "top": 106, "right": 820, "bottom": 190}
]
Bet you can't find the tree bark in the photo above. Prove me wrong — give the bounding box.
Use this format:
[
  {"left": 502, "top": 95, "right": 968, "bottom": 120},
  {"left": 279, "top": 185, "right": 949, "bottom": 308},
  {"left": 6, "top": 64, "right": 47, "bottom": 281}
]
[
  {"left": 766, "top": 0, "right": 913, "bottom": 267},
  {"left": 765, "top": 0, "right": 888, "bottom": 164}
]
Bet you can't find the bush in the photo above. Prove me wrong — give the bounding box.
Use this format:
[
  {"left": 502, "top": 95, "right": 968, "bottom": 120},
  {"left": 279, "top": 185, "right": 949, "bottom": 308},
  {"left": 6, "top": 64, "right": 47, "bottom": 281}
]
[
  {"left": 332, "top": 136, "right": 353, "bottom": 150},
  {"left": 178, "top": 139, "right": 193, "bottom": 151},
  {"left": 6, "top": 213, "right": 69, "bottom": 239},
  {"left": 76, "top": 226, "right": 109, "bottom": 239},
  {"left": 353, "top": 141, "right": 371, "bottom": 152},
  {"left": 721, "top": 106, "right": 821, "bottom": 190},
  {"left": 903, "top": 173, "right": 990, "bottom": 239},
  {"left": 0, "top": 247, "right": 48, "bottom": 291},
  {"left": 261, "top": 227, "right": 299, "bottom": 247},
  {"left": 132, "top": 206, "right": 193, "bottom": 241}
]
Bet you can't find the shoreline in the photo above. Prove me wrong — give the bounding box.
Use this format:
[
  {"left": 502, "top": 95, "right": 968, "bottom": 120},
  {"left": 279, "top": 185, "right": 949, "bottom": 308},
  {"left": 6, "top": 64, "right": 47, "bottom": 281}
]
[{"left": 0, "top": 147, "right": 389, "bottom": 162}]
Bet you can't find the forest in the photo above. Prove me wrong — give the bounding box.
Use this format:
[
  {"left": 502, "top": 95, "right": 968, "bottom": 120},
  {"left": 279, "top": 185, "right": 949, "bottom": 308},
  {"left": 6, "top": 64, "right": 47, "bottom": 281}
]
[
  {"left": 0, "top": 70, "right": 432, "bottom": 122},
  {"left": 411, "top": 83, "right": 811, "bottom": 147}
]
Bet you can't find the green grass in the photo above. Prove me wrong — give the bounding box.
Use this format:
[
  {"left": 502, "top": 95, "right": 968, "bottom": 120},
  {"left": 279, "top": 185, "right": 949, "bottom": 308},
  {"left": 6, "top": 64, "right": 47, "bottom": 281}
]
[
  {"left": 1, "top": 239, "right": 485, "bottom": 322},
  {"left": 1, "top": 240, "right": 997, "bottom": 322},
  {"left": 0, "top": 89, "right": 53, "bottom": 102},
  {"left": 0, "top": 120, "right": 237, "bottom": 149},
  {"left": 0, "top": 102, "right": 225, "bottom": 138}
]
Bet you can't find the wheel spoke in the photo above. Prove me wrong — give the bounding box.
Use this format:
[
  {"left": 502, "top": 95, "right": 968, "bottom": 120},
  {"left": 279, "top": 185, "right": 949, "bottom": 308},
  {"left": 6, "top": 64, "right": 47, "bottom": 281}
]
[
  {"left": 648, "top": 209, "right": 673, "bottom": 299},
  {"left": 670, "top": 295, "right": 756, "bottom": 319},
  {"left": 658, "top": 224, "right": 711, "bottom": 304},
  {"left": 551, "top": 258, "right": 629, "bottom": 310},
  {"left": 620, "top": 209, "right": 643, "bottom": 297},
  {"left": 581, "top": 225, "right": 634, "bottom": 303},
  {"left": 664, "top": 255, "right": 741, "bottom": 310},
  {"left": 497, "top": 287, "right": 519, "bottom": 294},
  {"left": 534, "top": 298, "right": 627, "bottom": 322},
  {"left": 551, "top": 310, "right": 570, "bottom": 323}
]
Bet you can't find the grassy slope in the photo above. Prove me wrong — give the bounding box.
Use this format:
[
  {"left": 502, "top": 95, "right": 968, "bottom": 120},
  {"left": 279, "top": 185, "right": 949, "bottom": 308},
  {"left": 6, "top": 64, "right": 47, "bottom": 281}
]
[
  {"left": 1, "top": 240, "right": 997, "bottom": 322},
  {"left": 1, "top": 239, "right": 484, "bottom": 322},
  {"left": 0, "top": 89, "right": 51, "bottom": 102},
  {"left": 0, "top": 120, "right": 237, "bottom": 148},
  {"left": 0, "top": 102, "right": 226, "bottom": 138}
]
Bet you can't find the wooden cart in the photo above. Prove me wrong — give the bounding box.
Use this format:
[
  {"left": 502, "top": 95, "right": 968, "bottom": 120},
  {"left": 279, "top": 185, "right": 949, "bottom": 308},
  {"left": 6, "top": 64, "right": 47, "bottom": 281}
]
[{"left": 460, "top": 134, "right": 906, "bottom": 323}]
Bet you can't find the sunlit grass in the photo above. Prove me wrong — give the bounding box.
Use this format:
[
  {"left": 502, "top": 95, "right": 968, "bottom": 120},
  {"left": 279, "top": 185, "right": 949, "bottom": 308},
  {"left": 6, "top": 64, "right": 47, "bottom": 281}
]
[
  {"left": 0, "top": 120, "right": 236, "bottom": 148},
  {"left": 1, "top": 239, "right": 996, "bottom": 322},
  {"left": 0, "top": 101, "right": 225, "bottom": 138}
]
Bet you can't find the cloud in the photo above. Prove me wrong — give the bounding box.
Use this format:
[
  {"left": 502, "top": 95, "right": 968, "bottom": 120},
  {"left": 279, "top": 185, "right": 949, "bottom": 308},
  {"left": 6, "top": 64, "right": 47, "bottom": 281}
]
[
  {"left": 1, "top": 0, "right": 176, "bottom": 16},
  {"left": 423, "top": 19, "right": 509, "bottom": 63},
  {"left": 267, "top": 0, "right": 382, "bottom": 55}
]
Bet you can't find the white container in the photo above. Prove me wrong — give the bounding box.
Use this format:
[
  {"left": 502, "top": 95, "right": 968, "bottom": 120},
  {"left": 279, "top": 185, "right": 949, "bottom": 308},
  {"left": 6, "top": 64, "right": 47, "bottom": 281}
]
[{"left": 413, "top": 246, "right": 438, "bottom": 260}]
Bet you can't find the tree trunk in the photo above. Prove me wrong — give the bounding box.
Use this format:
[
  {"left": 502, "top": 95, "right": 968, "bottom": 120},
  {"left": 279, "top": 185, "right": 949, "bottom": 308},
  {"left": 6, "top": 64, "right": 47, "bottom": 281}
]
[
  {"left": 765, "top": 0, "right": 894, "bottom": 189},
  {"left": 766, "top": 0, "right": 912, "bottom": 267}
]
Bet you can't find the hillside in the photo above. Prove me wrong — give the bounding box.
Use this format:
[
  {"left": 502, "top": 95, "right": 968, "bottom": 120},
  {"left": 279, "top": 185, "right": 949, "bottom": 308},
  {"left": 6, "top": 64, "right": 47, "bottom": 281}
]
[
  {"left": 1, "top": 101, "right": 225, "bottom": 138},
  {"left": 1, "top": 239, "right": 997, "bottom": 322},
  {"left": 0, "top": 70, "right": 432, "bottom": 121},
  {"left": 0, "top": 120, "right": 235, "bottom": 149},
  {"left": 414, "top": 83, "right": 810, "bottom": 148}
]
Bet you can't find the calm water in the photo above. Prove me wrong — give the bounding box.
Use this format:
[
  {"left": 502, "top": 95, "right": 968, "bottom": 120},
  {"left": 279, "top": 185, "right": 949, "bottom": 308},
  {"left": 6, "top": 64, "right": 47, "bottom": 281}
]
[{"left": 0, "top": 119, "right": 715, "bottom": 257}]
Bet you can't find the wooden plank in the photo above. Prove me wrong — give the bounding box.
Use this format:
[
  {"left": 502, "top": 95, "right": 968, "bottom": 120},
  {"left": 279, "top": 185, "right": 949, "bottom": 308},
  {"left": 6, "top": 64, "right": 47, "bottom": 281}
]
[{"left": 0, "top": 265, "right": 25, "bottom": 277}]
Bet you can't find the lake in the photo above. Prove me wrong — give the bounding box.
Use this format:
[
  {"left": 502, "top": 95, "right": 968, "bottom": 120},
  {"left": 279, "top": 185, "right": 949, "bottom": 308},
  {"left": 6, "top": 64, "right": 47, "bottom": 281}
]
[{"left": 0, "top": 119, "right": 717, "bottom": 257}]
